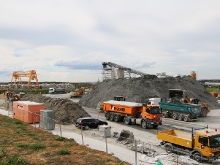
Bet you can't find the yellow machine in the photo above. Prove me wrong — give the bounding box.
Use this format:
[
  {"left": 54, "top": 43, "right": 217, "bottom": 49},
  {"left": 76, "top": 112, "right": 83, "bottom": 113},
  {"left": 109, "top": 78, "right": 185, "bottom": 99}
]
[
  {"left": 157, "top": 127, "right": 220, "bottom": 163},
  {"left": 70, "top": 86, "right": 93, "bottom": 98},
  {"left": 4, "top": 89, "right": 20, "bottom": 101},
  {"left": 190, "top": 71, "right": 197, "bottom": 80},
  {"left": 70, "top": 88, "right": 85, "bottom": 98}
]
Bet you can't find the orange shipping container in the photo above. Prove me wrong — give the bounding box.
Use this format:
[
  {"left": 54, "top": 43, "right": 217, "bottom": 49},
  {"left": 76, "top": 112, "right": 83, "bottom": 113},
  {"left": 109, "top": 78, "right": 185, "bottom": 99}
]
[{"left": 13, "top": 101, "right": 45, "bottom": 124}]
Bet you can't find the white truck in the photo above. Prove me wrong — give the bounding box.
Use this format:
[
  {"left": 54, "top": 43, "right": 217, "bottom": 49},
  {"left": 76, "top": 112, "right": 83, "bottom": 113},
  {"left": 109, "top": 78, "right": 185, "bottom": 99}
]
[{"left": 49, "top": 88, "right": 67, "bottom": 94}]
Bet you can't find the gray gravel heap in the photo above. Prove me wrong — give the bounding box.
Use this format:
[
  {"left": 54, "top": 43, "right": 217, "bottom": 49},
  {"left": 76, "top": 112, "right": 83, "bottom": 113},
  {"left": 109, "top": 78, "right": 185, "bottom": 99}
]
[
  {"left": 21, "top": 94, "right": 90, "bottom": 124},
  {"left": 79, "top": 75, "right": 220, "bottom": 110}
]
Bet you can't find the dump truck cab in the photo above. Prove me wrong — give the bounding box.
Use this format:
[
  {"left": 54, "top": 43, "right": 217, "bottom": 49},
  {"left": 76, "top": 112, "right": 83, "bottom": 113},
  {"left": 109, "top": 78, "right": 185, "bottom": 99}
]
[
  {"left": 113, "top": 96, "right": 125, "bottom": 101},
  {"left": 134, "top": 104, "right": 162, "bottom": 129},
  {"left": 193, "top": 129, "right": 220, "bottom": 162},
  {"left": 157, "top": 127, "right": 220, "bottom": 163},
  {"left": 142, "top": 105, "right": 162, "bottom": 122}
]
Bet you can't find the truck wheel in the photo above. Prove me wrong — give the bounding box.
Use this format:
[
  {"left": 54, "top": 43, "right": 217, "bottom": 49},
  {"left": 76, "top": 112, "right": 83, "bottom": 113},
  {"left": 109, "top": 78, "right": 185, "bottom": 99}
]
[
  {"left": 141, "top": 120, "right": 150, "bottom": 129},
  {"left": 212, "top": 159, "right": 220, "bottom": 165},
  {"left": 141, "top": 121, "right": 146, "bottom": 129},
  {"left": 164, "top": 143, "right": 173, "bottom": 153},
  {"left": 105, "top": 113, "right": 110, "bottom": 120},
  {"left": 193, "top": 152, "right": 202, "bottom": 163},
  {"left": 183, "top": 115, "right": 189, "bottom": 122},
  {"left": 110, "top": 114, "right": 114, "bottom": 121},
  {"left": 124, "top": 117, "right": 131, "bottom": 125},
  {"left": 200, "top": 107, "right": 208, "bottom": 117},
  {"left": 114, "top": 115, "right": 120, "bottom": 122},
  {"left": 172, "top": 113, "right": 178, "bottom": 120}
]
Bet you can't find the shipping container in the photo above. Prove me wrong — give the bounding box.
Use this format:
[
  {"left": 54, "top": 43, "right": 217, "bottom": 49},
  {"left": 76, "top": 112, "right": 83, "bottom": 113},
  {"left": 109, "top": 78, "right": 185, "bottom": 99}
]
[{"left": 13, "top": 101, "right": 45, "bottom": 123}]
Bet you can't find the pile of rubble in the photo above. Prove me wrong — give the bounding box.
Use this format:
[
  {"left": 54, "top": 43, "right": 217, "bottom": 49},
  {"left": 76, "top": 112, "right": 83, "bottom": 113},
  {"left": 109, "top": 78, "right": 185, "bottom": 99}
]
[
  {"left": 20, "top": 94, "right": 90, "bottom": 124},
  {"left": 79, "top": 75, "right": 220, "bottom": 110}
]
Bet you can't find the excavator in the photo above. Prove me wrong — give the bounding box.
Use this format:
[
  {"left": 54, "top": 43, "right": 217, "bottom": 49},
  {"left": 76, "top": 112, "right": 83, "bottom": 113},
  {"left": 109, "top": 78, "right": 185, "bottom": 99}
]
[
  {"left": 169, "top": 89, "right": 210, "bottom": 117},
  {"left": 70, "top": 86, "right": 95, "bottom": 98},
  {"left": 70, "top": 88, "right": 85, "bottom": 98},
  {"left": 4, "top": 89, "right": 21, "bottom": 101}
]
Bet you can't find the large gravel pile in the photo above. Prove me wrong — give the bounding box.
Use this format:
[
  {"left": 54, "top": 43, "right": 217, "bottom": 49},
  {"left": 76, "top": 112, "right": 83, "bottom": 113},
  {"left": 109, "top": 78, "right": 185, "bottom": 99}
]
[
  {"left": 20, "top": 94, "right": 90, "bottom": 124},
  {"left": 79, "top": 75, "right": 220, "bottom": 110}
]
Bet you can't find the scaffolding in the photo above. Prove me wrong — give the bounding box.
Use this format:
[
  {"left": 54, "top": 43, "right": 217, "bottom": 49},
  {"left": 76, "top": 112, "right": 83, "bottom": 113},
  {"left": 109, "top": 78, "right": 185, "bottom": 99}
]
[
  {"left": 11, "top": 70, "right": 40, "bottom": 88},
  {"left": 102, "top": 62, "right": 148, "bottom": 80}
]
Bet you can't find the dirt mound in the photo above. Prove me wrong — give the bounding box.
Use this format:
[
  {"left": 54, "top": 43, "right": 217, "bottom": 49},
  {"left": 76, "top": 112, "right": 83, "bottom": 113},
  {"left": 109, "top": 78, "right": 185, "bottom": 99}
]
[
  {"left": 20, "top": 94, "right": 90, "bottom": 124},
  {"left": 79, "top": 75, "right": 220, "bottom": 110}
]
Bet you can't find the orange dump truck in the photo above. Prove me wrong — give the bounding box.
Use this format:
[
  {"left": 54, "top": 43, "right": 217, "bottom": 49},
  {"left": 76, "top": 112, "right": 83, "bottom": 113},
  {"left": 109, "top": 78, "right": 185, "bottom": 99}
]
[
  {"left": 157, "top": 127, "right": 220, "bottom": 163},
  {"left": 103, "top": 100, "right": 162, "bottom": 129}
]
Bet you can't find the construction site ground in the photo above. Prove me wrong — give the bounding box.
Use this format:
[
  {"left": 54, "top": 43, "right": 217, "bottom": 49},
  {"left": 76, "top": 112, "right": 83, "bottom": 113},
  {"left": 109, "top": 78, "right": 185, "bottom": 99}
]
[{"left": 1, "top": 93, "right": 220, "bottom": 165}]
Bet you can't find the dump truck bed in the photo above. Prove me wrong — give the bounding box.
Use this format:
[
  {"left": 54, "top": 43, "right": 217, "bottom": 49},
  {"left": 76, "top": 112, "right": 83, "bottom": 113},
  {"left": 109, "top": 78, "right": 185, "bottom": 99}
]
[
  {"left": 159, "top": 102, "right": 201, "bottom": 116},
  {"left": 103, "top": 100, "right": 143, "bottom": 116},
  {"left": 157, "top": 129, "right": 193, "bottom": 149}
]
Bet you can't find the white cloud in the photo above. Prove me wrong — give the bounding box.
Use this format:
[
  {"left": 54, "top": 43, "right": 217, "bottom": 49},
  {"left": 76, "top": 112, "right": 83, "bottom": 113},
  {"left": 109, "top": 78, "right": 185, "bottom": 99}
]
[{"left": 0, "top": 0, "right": 220, "bottom": 82}]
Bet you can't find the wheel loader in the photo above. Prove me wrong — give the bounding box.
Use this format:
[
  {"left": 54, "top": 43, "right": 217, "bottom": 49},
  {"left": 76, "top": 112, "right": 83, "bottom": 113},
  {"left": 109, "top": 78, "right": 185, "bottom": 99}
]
[{"left": 4, "top": 89, "right": 21, "bottom": 102}]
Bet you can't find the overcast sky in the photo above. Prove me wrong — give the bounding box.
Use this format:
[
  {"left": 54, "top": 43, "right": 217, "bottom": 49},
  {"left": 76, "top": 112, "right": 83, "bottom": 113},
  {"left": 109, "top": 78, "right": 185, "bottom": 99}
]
[{"left": 0, "top": 1, "right": 220, "bottom": 82}]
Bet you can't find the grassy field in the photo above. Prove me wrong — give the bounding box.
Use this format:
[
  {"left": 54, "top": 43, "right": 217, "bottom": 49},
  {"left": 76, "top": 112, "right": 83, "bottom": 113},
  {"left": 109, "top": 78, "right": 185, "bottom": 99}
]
[
  {"left": 0, "top": 114, "right": 129, "bottom": 165},
  {"left": 206, "top": 87, "right": 220, "bottom": 92}
]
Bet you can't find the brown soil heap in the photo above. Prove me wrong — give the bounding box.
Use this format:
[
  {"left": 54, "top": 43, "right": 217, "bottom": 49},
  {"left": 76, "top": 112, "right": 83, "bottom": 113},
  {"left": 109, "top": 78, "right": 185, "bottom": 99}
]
[
  {"left": 79, "top": 75, "right": 220, "bottom": 110},
  {"left": 21, "top": 94, "right": 90, "bottom": 124}
]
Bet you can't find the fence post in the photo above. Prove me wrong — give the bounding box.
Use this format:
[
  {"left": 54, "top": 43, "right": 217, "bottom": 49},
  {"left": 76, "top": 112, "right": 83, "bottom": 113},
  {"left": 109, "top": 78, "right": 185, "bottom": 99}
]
[
  {"left": 105, "top": 128, "right": 108, "bottom": 153},
  {"left": 135, "top": 140, "right": 137, "bottom": 165},
  {"left": 81, "top": 126, "right": 84, "bottom": 146},
  {"left": 59, "top": 124, "right": 62, "bottom": 137},
  {"left": 34, "top": 112, "right": 36, "bottom": 128}
]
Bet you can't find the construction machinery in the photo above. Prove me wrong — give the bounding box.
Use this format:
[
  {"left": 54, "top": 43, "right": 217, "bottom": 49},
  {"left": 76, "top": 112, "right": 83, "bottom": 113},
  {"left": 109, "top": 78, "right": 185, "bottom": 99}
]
[
  {"left": 70, "top": 88, "right": 84, "bottom": 98},
  {"left": 4, "top": 89, "right": 21, "bottom": 101},
  {"left": 11, "top": 70, "right": 40, "bottom": 88},
  {"left": 49, "top": 88, "right": 67, "bottom": 94},
  {"left": 97, "top": 96, "right": 126, "bottom": 110},
  {"left": 102, "top": 100, "right": 162, "bottom": 129},
  {"left": 159, "top": 102, "right": 201, "bottom": 122},
  {"left": 102, "top": 62, "right": 148, "bottom": 80},
  {"left": 161, "top": 89, "right": 210, "bottom": 118},
  {"left": 70, "top": 86, "right": 93, "bottom": 98},
  {"left": 189, "top": 71, "right": 197, "bottom": 80},
  {"left": 157, "top": 127, "right": 220, "bottom": 163}
]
